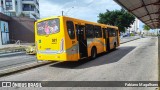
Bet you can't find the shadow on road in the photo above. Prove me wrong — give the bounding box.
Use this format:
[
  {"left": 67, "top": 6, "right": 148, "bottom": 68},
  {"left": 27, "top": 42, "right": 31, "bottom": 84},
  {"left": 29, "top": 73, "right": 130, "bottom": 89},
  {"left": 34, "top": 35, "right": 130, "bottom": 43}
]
[{"left": 50, "top": 46, "right": 136, "bottom": 69}]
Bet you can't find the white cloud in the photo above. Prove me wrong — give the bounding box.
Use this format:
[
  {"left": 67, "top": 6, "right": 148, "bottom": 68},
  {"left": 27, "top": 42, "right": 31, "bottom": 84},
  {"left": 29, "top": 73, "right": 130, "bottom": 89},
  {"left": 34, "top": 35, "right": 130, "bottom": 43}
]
[{"left": 39, "top": 0, "right": 121, "bottom": 22}]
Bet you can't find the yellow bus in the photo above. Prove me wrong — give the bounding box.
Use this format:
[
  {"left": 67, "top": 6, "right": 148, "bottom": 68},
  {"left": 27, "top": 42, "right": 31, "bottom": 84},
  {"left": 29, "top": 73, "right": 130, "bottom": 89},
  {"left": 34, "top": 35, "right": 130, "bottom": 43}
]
[{"left": 35, "top": 16, "right": 120, "bottom": 61}]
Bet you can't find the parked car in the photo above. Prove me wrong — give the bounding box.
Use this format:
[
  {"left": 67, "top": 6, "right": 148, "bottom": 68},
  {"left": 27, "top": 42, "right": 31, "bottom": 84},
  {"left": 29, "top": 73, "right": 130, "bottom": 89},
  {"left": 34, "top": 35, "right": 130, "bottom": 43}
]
[
  {"left": 25, "top": 45, "right": 36, "bottom": 55},
  {"left": 123, "top": 34, "right": 128, "bottom": 37}
]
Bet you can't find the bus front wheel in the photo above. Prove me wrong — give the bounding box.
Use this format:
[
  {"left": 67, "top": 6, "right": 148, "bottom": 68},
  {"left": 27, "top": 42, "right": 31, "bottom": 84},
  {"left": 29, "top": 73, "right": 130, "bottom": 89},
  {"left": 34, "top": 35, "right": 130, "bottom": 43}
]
[{"left": 91, "top": 47, "right": 97, "bottom": 59}]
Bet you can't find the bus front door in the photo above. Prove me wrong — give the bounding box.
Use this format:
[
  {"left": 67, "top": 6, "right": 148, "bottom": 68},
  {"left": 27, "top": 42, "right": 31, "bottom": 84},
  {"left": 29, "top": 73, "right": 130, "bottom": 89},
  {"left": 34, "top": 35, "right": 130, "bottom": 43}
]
[
  {"left": 116, "top": 30, "right": 119, "bottom": 46},
  {"left": 76, "top": 25, "right": 88, "bottom": 58}
]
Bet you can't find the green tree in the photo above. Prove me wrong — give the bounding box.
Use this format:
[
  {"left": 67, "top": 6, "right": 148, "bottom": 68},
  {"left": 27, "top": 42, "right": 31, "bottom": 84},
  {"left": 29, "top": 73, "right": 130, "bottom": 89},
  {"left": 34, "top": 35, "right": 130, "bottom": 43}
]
[
  {"left": 143, "top": 25, "right": 150, "bottom": 31},
  {"left": 97, "top": 9, "right": 135, "bottom": 32}
]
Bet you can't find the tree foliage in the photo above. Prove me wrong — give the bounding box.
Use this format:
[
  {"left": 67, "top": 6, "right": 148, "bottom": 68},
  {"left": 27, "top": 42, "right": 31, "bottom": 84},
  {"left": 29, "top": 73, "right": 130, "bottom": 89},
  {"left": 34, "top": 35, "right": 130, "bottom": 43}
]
[
  {"left": 143, "top": 25, "right": 150, "bottom": 31},
  {"left": 97, "top": 9, "right": 135, "bottom": 32}
]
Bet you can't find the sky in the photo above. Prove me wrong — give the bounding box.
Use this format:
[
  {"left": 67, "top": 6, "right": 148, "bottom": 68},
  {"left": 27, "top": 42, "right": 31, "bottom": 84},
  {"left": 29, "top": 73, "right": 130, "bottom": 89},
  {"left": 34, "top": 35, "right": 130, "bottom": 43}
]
[
  {"left": 39, "top": 0, "right": 144, "bottom": 30},
  {"left": 39, "top": 0, "right": 121, "bottom": 22}
]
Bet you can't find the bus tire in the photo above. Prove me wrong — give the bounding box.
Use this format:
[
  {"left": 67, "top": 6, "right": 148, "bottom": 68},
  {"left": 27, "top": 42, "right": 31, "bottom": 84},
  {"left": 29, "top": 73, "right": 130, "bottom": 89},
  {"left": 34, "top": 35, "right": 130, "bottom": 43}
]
[
  {"left": 114, "top": 42, "right": 117, "bottom": 49},
  {"left": 91, "top": 47, "right": 97, "bottom": 59}
]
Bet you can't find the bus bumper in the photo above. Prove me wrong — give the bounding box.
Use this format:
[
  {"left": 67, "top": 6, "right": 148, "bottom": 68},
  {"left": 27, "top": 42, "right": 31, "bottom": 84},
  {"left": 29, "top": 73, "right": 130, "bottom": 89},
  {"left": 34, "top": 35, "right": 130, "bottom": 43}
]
[{"left": 36, "top": 53, "right": 79, "bottom": 62}]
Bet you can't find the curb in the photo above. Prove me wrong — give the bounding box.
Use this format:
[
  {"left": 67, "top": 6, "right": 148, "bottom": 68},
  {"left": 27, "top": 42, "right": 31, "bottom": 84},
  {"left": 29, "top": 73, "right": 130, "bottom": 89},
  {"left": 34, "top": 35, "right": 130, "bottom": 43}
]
[
  {"left": 0, "top": 61, "right": 55, "bottom": 77},
  {"left": 120, "top": 37, "right": 140, "bottom": 44}
]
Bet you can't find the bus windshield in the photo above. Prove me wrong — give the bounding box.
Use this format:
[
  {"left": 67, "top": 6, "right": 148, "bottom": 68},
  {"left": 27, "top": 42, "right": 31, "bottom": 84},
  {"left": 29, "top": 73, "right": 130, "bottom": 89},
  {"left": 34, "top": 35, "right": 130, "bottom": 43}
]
[{"left": 37, "top": 18, "right": 60, "bottom": 35}]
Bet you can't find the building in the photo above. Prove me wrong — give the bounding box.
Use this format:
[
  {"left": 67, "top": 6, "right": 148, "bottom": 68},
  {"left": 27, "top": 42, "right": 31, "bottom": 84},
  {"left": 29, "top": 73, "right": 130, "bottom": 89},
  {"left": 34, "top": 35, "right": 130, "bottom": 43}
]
[
  {"left": 127, "top": 18, "right": 140, "bottom": 33},
  {"left": 0, "top": 12, "right": 35, "bottom": 45},
  {"left": 0, "top": 0, "right": 40, "bottom": 19},
  {"left": 0, "top": 12, "right": 10, "bottom": 45},
  {"left": 0, "top": 0, "right": 38, "bottom": 45}
]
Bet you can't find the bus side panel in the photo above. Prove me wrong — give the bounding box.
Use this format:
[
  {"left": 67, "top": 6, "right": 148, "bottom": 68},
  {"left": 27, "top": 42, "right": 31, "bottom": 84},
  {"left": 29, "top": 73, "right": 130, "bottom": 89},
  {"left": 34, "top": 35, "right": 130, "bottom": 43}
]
[
  {"left": 87, "top": 38, "right": 105, "bottom": 57},
  {"left": 117, "top": 30, "right": 120, "bottom": 47},
  {"left": 63, "top": 17, "right": 79, "bottom": 61},
  {"left": 93, "top": 38, "right": 105, "bottom": 54},
  {"left": 87, "top": 38, "right": 94, "bottom": 57},
  {"left": 109, "top": 37, "right": 115, "bottom": 49},
  {"left": 98, "top": 38, "right": 105, "bottom": 53}
]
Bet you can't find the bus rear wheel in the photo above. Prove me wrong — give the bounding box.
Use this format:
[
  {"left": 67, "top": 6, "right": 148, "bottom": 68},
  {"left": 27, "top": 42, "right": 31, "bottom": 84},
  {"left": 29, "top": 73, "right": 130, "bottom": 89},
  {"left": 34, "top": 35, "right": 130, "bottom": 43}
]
[
  {"left": 91, "top": 47, "right": 97, "bottom": 59},
  {"left": 114, "top": 43, "right": 117, "bottom": 50}
]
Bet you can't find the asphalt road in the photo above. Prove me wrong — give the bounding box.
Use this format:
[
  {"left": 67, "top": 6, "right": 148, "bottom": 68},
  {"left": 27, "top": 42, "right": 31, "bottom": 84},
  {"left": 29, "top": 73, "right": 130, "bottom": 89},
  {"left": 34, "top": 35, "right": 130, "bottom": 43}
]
[
  {"left": 0, "top": 37, "right": 158, "bottom": 90},
  {"left": 0, "top": 54, "right": 36, "bottom": 70}
]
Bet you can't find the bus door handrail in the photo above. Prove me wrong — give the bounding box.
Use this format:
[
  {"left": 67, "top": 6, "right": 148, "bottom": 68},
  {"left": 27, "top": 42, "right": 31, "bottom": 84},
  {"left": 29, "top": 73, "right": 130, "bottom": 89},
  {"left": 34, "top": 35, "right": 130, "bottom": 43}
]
[{"left": 80, "top": 40, "right": 87, "bottom": 47}]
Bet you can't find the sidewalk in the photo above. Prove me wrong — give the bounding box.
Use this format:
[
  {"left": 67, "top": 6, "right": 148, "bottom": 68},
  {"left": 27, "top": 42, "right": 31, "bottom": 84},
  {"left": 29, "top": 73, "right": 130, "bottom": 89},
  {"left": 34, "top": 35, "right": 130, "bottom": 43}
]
[
  {"left": 0, "top": 43, "right": 33, "bottom": 49},
  {"left": 0, "top": 43, "right": 31, "bottom": 57},
  {"left": 120, "top": 36, "right": 140, "bottom": 44},
  {"left": 0, "top": 44, "right": 29, "bottom": 56}
]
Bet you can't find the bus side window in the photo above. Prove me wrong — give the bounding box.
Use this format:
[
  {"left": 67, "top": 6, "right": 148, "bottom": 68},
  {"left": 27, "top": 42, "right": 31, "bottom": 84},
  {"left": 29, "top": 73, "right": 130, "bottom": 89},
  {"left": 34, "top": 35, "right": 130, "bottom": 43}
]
[
  {"left": 86, "top": 24, "right": 94, "bottom": 38},
  {"left": 66, "top": 21, "right": 75, "bottom": 39},
  {"left": 112, "top": 30, "right": 115, "bottom": 37},
  {"left": 94, "top": 26, "right": 102, "bottom": 38},
  {"left": 109, "top": 28, "right": 116, "bottom": 37},
  {"left": 103, "top": 28, "right": 107, "bottom": 38},
  {"left": 75, "top": 25, "right": 79, "bottom": 41},
  {"left": 112, "top": 29, "right": 116, "bottom": 37},
  {"left": 109, "top": 28, "right": 113, "bottom": 37}
]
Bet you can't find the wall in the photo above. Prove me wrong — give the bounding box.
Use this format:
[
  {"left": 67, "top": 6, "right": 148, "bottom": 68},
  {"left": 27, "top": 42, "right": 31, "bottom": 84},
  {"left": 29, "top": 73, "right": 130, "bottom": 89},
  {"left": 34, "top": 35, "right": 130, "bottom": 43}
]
[
  {"left": 0, "top": 12, "right": 11, "bottom": 21},
  {"left": 9, "top": 17, "right": 35, "bottom": 43},
  {"left": 0, "top": 12, "right": 35, "bottom": 44}
]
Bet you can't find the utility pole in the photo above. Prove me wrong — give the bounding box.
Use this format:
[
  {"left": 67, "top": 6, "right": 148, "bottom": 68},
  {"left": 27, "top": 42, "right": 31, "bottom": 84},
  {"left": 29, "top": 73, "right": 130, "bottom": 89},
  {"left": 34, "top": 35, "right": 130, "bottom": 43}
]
[{"left": 62, "top": 11, "right": 64, "bottom": 16}]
